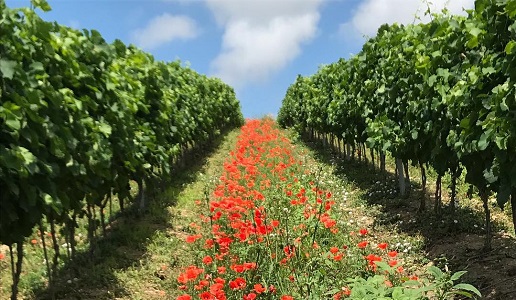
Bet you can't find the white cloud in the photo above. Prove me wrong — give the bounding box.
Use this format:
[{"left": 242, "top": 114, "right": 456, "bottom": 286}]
[
  {"left": 340, "top": 0, "right": 475, "bottom": 39},
  {"left": 206, "top": 0, "right": 323, "bottom": 87},
  {"left": 131, "top": 13, "right": 199, "bottom": 50}
]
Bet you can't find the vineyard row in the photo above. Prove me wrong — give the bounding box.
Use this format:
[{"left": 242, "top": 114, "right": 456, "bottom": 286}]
[
  {"left": 278, "top": 0, "right": 516, "bottom": 247},
  {"left": 0, "top": 1, "right": 243, "bottom": 298}
]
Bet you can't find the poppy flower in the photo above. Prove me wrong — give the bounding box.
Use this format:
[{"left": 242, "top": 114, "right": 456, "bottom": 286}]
[
  {"left": 244, "top": 262, "right": 257, "bottom": 270},
  {"left": 209, "top": 283, "right": 224, "bottom": 294},
  {"left": 254, "top": 283, "right": 266, "bottom": 294},
  {"left": 378, "top": 243, "right": 388, "bottom": 250},
  {"left": 202, "top": 256, "right": 213, "bottom": 265},
  {"left": 243, "top": 293, "right": 257, "bottom": 300},
  {"left": 186, "top": 234, "right": 202, "bottom": 243},
  {"left": 231, "top": 264, "right": 245, "bottom": 273},
  {"left": 229, "top": 277, "right": 246, "bottom": 290},
  {"left": 357, "top": 241, "right": 368, "bottom": 249},
  {"left": 214, "top": 277, "right": 225, "bottom": 284},
  {"left": 198, "top": 291, "right": 214, "bottom": 300}
]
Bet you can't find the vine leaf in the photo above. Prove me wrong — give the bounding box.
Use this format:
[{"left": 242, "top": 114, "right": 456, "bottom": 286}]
[{"left": 0, "top": 59, "right": 17, "bottom": 79}]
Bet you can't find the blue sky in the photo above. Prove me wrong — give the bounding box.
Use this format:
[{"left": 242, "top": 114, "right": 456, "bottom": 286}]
[{"left": 6, "top": 0, "right": 474, "bottom": 118}]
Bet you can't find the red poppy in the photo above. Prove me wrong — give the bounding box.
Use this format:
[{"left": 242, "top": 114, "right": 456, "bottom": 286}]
[
  {"left": 357, "top": 241, "right": 369, "bottom": 249},
  {"left": 186, "top": 234, "right": 202, "bottom": 243},
  {"left": 195, "top": 280, "right": 210, "bottom": 290},
  {"left": 214, "top": 277, "right": 225, "bottom": 284},
  {"left": 209, "top": 283, "right": 224, "bottom": 294},
  {"left": 254, "top": 283, "right": 266, "bottom": 294},
  {"left": 244, "top": 262, "right": 257, "bottom": 270},
  {"left": 365, "top": 254, "right": 382, "bottom": 263},
  {"left": 229, "top": 277, "right": 246, "bottom": 290},
  {"left": 177, "top": 273, "right": 188, "bottom": 284},
  {"left": 243, "top": 293, "right": 257, "bottom": 300},
  {"left": 202, "top": 256, "right": 213, "bottom": 265},
  {"left": 198, "top": 291, "right": 215, "bottom": 300},
  {"left": 231, "top": 264, "right": 245, "bottom": 273},
  {"left": 284, "top": 245, "right": 295, "bottom": 257}
]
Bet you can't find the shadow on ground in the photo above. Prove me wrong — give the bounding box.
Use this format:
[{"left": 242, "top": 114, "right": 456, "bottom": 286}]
[
  {"left": 300, "top": 136, "right": 516, "bottom": 300},
  {"left": 32, "top": 132, "right": 233, "bottom": 300}
]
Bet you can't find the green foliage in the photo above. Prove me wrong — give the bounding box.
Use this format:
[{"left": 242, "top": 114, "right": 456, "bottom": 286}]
[
  {"left": 0, "top": 1, "right": 244, "bottom": 246},
  {"left": 345, "top": 265, "right": 481, "bottom": 300}
]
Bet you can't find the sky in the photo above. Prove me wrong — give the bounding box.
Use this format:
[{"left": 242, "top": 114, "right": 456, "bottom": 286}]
[{"left": 5, "top": 0, "right": 475, "bottom": 118}]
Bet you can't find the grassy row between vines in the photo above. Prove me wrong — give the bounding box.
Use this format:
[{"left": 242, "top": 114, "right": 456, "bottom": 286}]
[
  {"left": 172, "top": 119, "right": 481, "bottom": 300},
  {"left": 5, "top": 119, "right": 514, "bottom": 299}
]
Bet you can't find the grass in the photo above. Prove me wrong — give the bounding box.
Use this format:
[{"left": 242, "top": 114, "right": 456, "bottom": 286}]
[{"left": 282, "top": 134, "right": 430, "bottom": 276}]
